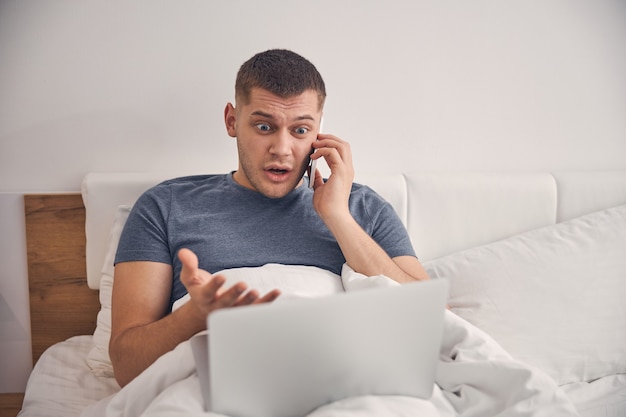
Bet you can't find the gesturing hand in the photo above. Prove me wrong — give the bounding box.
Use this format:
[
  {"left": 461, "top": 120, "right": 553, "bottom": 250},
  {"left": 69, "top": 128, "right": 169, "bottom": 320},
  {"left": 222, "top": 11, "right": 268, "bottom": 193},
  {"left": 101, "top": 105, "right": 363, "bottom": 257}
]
[{"left": 178, "top": 248, "right": 281, "bottom": 320}]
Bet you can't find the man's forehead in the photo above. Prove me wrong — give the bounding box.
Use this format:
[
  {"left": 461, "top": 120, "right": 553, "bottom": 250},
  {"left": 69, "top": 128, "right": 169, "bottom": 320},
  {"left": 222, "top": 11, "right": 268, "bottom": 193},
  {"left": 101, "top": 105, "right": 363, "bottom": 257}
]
[{"left": 238, "top": 88, "right": 324, "bottom": 112}]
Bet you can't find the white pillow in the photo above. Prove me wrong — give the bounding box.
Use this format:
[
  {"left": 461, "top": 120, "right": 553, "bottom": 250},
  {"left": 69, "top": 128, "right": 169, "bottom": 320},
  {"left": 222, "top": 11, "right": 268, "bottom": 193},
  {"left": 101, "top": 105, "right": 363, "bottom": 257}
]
[
  {"left": 86, "top": 205, "right": 344, "bottom": 377},
  {"left": 86, "top": 205, "right": 130, "bottom": 377},
  {"left": 424, "top": 204, "right": 626, "bottom": 386}
]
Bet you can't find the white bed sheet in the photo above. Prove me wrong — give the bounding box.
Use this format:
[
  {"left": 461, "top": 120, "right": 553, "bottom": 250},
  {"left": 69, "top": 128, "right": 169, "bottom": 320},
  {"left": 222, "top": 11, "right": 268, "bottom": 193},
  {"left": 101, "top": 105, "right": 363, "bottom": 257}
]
[
  {"left": 17, "top": 328, "right": 626, "bottom": 417},
  {"left": 18, "top": 336, "right": 118, "bottom": 417},
  {"left": 562, "top": 374, "right": 626, "bottom": 417}
]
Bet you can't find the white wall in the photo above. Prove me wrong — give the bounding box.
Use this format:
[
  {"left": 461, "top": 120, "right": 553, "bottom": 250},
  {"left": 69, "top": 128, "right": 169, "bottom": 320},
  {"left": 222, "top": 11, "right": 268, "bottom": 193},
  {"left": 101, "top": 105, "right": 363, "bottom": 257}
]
[{"left": 1, "top": 0, "right": 625, "bottom": 392}]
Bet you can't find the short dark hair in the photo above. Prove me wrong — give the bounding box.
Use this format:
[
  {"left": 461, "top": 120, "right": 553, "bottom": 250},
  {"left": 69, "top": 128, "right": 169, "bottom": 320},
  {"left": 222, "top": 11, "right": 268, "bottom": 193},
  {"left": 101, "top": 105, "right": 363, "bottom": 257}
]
[{"left": 235, "top": 49, "right": 326, "bottom": 109}]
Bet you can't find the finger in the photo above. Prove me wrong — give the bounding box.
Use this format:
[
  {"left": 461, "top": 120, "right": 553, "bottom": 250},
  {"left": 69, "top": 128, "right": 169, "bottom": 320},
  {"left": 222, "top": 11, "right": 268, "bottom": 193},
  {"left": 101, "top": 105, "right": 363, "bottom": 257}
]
[
  {"left": 178, "top": 248, "right": 201, "bottom": 286},
  {"left": 234, "top": 287, "right": 281, "bottom": 307},
  {"left": 179, "top": 248, "right": 229, "bottom": 306},
  {"left": 255, "top": 289, "right": 281, "bottom": 304},
  {"left": 315, "top": 149, "right": 354, "bottom": 186},
  {"left": 212, "top": 282, "right": 249, "bottom": 308},
  {"left": 314, "top": 134, "right": 350, "bottom": 156},
  {"left": 315, "top": 133, "right": 346, "bottom": 144},
  {"left": 313, "top": 137, "right": 353, "bottom": 170},
  {"left": 197, "top": 273, "right": 227, "bottom": 300},
  {"left": 311, "top": 145, "right": 341, "bottom": 169},
  {"left": 179, "top": 250, "right": 226, "bottom": 295},
  {"left": 233, "top": 289, "right": 260, "bottom": 307}
]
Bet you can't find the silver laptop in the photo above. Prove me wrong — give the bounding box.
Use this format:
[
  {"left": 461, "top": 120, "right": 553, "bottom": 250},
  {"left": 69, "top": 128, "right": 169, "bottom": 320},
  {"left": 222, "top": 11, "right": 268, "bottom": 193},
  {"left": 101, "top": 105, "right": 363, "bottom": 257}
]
[{"left": 191, "top": 278, "right": 448, "bottom": 417}]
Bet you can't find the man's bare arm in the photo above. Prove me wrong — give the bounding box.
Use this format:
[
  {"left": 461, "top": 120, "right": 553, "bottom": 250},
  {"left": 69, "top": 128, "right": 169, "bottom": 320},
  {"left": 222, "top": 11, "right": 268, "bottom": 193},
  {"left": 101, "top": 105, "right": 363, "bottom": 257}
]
[
  {"left": 109, "top": 261, "right": 205, "bottom": 387},
  {"left": 311, "top": 135, "right": 429, "bottom": 282},
  {"left": 324, "top": 212, "right": 429, "bottom": 282}
]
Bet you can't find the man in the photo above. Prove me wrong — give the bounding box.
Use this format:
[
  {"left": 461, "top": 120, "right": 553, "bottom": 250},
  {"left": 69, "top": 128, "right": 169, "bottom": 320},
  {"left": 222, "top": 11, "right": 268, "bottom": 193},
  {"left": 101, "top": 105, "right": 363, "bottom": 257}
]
[{"left": 109, "top": 49, "right": 429, "bottom": 387}]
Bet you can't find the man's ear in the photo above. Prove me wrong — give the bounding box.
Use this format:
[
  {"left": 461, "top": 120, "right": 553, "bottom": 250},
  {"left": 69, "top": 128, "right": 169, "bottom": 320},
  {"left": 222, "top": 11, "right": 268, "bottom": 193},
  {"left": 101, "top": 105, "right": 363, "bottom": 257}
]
[{"left": 224, "top": 103, "right": 237, "bottom": 137}]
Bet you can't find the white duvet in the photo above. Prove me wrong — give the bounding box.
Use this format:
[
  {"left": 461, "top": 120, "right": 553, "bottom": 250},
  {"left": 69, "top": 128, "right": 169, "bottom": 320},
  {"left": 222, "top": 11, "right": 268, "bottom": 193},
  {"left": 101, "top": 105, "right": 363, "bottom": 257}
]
[{"left": 79, "top": 266, "right": 579, "bottom": 417}]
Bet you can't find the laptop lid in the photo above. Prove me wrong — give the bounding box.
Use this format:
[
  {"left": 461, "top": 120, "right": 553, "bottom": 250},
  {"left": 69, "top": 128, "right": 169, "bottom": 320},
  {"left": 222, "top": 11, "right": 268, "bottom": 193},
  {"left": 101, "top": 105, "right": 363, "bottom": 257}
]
[{"left": 202, "top": 278, "right": 448, "bottom": 417}]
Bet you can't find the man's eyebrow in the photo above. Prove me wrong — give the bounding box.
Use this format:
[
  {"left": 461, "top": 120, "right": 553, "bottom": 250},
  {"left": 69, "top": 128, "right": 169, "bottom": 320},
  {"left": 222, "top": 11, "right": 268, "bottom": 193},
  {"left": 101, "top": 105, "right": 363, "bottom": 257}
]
[
  {"left": 250, "top": 111, "right": 274, "bottom": 118},
  {"left": 250, "top": 111, "right": 316, "bottom": 122}
]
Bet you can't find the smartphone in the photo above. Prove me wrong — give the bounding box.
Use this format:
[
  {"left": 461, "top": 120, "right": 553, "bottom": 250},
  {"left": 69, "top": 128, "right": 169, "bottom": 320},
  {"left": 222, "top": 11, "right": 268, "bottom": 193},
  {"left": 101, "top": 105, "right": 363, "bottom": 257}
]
[
  {"left": 308, "top": 156, "right": 317, "bottom": 189},
  {"left": 309, "top": 119, "right": 323, "bottom": 189}
]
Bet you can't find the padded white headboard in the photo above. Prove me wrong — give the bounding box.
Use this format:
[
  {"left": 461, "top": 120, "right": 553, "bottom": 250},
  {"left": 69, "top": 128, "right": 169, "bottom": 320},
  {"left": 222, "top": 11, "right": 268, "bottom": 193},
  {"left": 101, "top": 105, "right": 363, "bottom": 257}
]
[{"left": 82, "top": 171, "right": 626, "bottom": 289}]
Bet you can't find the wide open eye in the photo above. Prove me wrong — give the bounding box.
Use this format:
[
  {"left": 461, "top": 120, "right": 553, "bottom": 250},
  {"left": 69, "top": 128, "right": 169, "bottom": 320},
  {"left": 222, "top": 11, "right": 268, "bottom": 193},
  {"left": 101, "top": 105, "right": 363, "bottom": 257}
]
[
  {"left": 256, "top": 123, "right": 271, "bottom": 132},
  {"left": 294, "top": 127, "right": 309, "bottom": 135}
]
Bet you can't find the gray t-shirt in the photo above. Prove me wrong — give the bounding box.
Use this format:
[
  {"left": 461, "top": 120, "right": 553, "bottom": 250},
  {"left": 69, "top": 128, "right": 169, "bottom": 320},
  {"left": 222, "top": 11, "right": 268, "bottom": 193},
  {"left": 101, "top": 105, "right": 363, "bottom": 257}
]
[{"left": 115, "top": 173, "right": 416, "bottom": 310}]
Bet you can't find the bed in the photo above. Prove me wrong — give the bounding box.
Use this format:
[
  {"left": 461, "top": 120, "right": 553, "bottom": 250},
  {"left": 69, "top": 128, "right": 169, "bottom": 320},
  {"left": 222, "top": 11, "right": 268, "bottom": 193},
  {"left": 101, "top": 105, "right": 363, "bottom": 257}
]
[{"left": 15, "top": 170, "right": 626, "bottom": 417}]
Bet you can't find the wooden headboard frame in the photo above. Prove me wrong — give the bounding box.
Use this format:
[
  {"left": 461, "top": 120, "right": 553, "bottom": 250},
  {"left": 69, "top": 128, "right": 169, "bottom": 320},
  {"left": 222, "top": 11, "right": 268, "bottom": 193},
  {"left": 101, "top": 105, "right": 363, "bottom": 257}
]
[{"left": 24, "top": 193, "right": 99, "bottom": 364}]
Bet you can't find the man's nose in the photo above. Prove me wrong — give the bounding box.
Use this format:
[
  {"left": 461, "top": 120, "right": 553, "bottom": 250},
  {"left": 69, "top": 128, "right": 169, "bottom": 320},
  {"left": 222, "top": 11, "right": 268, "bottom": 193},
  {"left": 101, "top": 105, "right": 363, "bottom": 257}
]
[{"left": 269, "top": 129, "right": 291, "bottom": 156}]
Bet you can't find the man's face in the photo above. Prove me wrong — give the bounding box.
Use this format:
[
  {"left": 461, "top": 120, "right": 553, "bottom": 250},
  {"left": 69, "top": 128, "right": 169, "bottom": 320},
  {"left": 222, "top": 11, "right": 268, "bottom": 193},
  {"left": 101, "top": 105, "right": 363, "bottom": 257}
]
[{"left": 225, "top": 88, "right": 322, "bottom": 198}]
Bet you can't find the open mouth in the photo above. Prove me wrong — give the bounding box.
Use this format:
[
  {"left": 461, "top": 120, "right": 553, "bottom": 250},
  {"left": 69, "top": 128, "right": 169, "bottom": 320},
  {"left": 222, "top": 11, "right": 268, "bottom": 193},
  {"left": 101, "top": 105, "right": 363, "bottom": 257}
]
[
  {"left": 265, "top": 167, "right": 291, "bottom": 182},
  {"left": 268, "top": 168, "right": 288, "bottom": 175}
]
